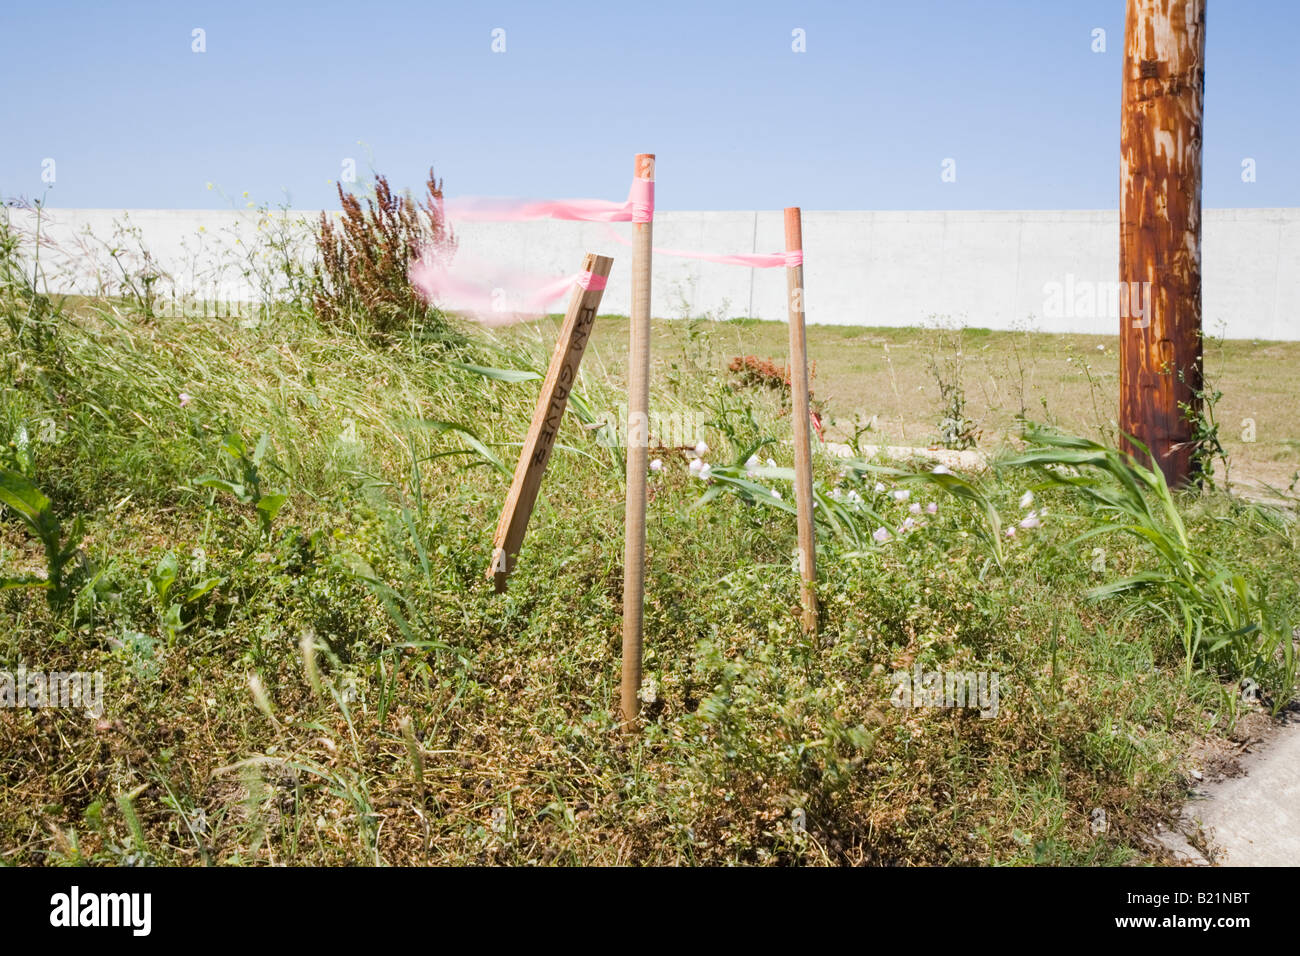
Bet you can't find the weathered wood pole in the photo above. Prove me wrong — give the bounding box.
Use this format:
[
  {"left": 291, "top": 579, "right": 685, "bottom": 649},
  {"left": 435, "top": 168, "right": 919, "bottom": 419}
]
[
  {"left": 489, "top": 254, "right": 614, "bottom": 592},
  {"left": 621, "top": 153, "right": 654, "bottom": 727},
  {"left": 784, "top": 207, "right": 817, "bottom": 635},
  {"left": 1119, "top": 0, "right": 1207, "bottom": 487}
]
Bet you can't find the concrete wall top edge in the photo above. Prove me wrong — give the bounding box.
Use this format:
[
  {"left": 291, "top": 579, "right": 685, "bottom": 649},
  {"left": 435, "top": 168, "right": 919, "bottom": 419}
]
[
  {"left": 11, "top": 207, "right": 1298, "bottom": 226},
  {"left": 18, "top": 206, "right": 1298, "bottom": 213}
]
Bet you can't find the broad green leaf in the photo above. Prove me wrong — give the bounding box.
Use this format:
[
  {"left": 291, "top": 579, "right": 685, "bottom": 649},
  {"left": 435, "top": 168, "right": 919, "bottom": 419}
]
[
  {"left": 184, "top": 577, "right": 224, "bottom": 603},
  {"left": 197, "top": 477, "right": 248, "bottom": 500},
  {"left": 150, "top": 551, "right": 178, "bottom": 605},
  {"left": 0, "top": 467, "right": 52, "bottom": 526},
  {"left": 256, "top": 493, "right": 288, "bottom": 529}
]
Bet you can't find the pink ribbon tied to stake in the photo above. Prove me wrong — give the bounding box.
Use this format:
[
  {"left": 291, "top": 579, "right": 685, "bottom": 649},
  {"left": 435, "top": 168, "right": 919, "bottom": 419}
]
[
  {"left": 437, "top": 177, "right": 655, "bottom": 225},
  {"left": 409, "top": 175, "right": 801, "bottom": 323}
]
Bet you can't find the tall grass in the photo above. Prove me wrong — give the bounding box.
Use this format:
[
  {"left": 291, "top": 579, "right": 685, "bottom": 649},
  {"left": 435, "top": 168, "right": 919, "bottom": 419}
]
[
  {"left": 2, "top": 185, "right": 1296, "bottom": 867},
  {"left": 1002, "top": 426, "right": 1297, "bottom": 710}
]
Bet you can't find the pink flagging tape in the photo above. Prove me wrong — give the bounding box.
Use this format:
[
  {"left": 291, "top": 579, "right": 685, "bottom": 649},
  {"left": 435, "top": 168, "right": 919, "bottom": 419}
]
[
  {"left": 442, "top": 179, "right": 654, "bottom": 225},
  {"left": 409, "top": 253, "right": 599, "bottom": 326},
  {"left": 654, "top": 245, "right": 803, "bottom": 269},
  {"left": 441, "top": 179, "right": 794, "bottom": 269},
  {"left": 629, "top": 178, "right": 654, "bottom": 223},
  {"left": 413, "top": 174, "right": 806, "bottom": 329},
  {"left": 413, "top": 179, "right": 638, "bottom": 326},
  {"left": 602, "top": 224, "right": 801, "bottom": 269},
  {"left": 443, "top": 196, "right": 632, "bottom": 223}
]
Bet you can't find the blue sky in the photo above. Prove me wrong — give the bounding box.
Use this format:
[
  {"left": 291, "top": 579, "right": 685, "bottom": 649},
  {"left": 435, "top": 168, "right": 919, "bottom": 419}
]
[{"left": 2, "top": 0, "right": 1296, "bottom": 210}]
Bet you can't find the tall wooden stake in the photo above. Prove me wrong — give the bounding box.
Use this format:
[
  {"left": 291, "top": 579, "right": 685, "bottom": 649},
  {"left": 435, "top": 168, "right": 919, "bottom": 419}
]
[
  {"left": 621, "top": 153, "right": 654, "bottom": 727},
  {"left": 785, "top": 207, "right": 817, "bottom": 635},
  {"left": 488, "top": 253, "right": 614, "bottom": 592},
  {"left": 1120, "top": 0, "right": 1206, "bottom": 487}
]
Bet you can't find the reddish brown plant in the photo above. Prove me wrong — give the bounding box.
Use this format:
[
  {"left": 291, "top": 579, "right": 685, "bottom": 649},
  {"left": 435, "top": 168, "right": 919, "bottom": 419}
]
[{"left": 314, "top": 169, "right": 456, "bottom": 340}]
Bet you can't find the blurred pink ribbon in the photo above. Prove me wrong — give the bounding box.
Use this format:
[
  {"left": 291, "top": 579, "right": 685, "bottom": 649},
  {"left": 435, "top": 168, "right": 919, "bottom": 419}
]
[
  {"left": 601, "top": 225, "right": 801, "bottom": 269},
  {"left": 443, "top": 178, "right": 654, "bottom": 224},
  {"left": 409, "top": 256, "right": 605, "bottom": 325},
  {"left": 413, "top": 178, "right": 802, "bottom": 326}
]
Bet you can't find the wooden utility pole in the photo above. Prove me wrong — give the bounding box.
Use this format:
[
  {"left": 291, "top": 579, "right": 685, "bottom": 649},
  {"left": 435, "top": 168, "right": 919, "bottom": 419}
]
[
  {"left": 621, "top": 153, "right": 654, "bottom": 728},
  {"left": 488, "top": 254, "right": 614, "bottom": 592},
  {"left": 784, "top": 208, "right": 817, "bottom": 635},
  {"left": 1119, "top": 0, "right": 1207, "bottom": 487}
]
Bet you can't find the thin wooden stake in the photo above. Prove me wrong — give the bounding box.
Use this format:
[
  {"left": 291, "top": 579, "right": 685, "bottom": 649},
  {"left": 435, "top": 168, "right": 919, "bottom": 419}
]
[
  {"left": 785, "top": 207, "right": 818, "bottom": 636},
  {"left": 488, "top": 253, "right": 614, "bottom": 592},
  {"left": 621, "top": 153, "right": 654, "bottom": 727}
]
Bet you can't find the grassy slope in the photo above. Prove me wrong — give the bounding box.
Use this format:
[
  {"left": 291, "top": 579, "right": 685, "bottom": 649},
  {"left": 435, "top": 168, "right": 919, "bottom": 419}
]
[{"left": 0, "top": 299, "right": 1296, "bottom": 866}]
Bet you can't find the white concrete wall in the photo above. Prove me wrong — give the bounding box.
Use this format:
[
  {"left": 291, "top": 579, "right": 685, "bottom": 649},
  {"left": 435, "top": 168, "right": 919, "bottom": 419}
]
[{"left": 6, "top": 206, "right": 1297, "bottom": 340}]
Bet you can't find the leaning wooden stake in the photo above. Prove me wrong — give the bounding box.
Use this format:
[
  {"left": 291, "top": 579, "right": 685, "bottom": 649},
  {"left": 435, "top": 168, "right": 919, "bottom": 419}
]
[
  {"left": 785, "top": 207, "right": 817, "bottom": 635},
  {"left": 621, "top": 153, "right": 654, "bottom": 727},
  {"left": 488, "top": 253, "right": 614, "bottom": 592}
]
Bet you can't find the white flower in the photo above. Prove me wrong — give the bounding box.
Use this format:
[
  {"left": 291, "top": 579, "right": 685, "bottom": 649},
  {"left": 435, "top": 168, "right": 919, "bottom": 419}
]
[
  {"left": 649, "top": 458, "right": 663, "bottom": 472},
  {"left": 771, "top": 489, "right": 782, "bottom": 500},
  {"left": 926, "top": 502, "right": 938, "bottom": 514},
  {"left": 829, "top": 487, "right": 842, "bottom": 500},
  {"left": 892, "top": 489, "right": 910, "bottom": 502},
  {"left": 1096, "top": 344, "right": 1106, "bottom": 351},
  {"left": 901, "top": 517, "right": 917, "bottom": 531},
  {"left": 874, "top": 482, "right": 887, "bottom": 494},
  {"left": 179, "top": 391, "right": 193, "bottom": 407},
  {"left": 766, "top": 457, "right": 776, "bottom": 468},
  {"left": 1019, "top": 511, "right": 1041, "bottom": 529},
  {"left": 689, "top": 458, "right": 703, "bottom": 474},
  {"left": 698, "top": 463, "right": 712, "bottom": 481},
  {"left": 694, "top": 440, "right": 709, "bottom": 456},
  {"left": 1019, "top": 490, "right": 1034, "bottom": 509},
  {"left": 909, "top": 502, "right": 922, "bottom": 515},
  {"left": 746, "top": 455, "right": 759, "bottom": 469},
  {"left": 932, "top": 464, "right": 951, "bottom": 475},
  {"left": 1005, "top": 526, "right": 1016, "bottom": 537},
  {"left": 872, "top": 526, "right": 891, "bottom": 544}
]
